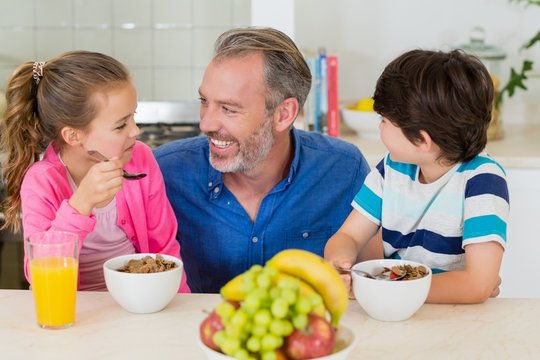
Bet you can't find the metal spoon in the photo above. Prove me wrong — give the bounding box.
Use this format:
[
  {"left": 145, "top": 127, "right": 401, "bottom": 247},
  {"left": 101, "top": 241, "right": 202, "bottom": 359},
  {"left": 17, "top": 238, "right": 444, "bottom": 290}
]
[
  {"left": 337, "top": 266, "right": 406, "bottom": 281},
  {"left": 87, "top": 150, "right": 147, "bottom": 180}
]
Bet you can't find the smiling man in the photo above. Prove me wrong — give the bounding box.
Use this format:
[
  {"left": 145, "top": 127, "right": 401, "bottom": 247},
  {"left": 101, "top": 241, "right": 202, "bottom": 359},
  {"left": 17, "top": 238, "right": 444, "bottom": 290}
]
[{"left": 154, "top": 27, "right": 372, "bottom": 293}]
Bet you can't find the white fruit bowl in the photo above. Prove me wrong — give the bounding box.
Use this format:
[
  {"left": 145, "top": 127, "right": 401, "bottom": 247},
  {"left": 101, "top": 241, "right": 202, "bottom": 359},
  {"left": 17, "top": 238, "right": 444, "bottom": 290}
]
[
  {"left": 103, "top": 253, "right": 183, "bottom": 314},
  {"left": 199, "top": 325, "right": 356, "bottom": 360},
  {"left": 351, "top": 259, "right": 432, "bottom": 322},
  {"left": 341, "top": 107, "right": 380, "bottom": 139}
]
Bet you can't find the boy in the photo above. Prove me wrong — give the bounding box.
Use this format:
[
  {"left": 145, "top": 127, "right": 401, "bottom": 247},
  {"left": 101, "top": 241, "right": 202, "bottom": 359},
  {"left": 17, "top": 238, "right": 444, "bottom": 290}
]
[{"left": 324, "top": 49, "right": 509, "bottom": 303}]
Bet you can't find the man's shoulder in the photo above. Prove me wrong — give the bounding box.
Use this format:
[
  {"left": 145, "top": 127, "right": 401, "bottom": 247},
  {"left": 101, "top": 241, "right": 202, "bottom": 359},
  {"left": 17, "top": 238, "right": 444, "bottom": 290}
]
[{"left": 295, "top": 129, "right": 363, "bottom": 160}]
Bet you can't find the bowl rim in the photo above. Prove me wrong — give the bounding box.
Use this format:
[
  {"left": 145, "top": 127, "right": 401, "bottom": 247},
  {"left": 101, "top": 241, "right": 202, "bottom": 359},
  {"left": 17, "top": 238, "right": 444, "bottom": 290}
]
[
  {"left": 103, "top": 253, "right": 183, "bottom": 275},
  {"left": 351, "top": 259, "right": 432, "bottom": 282}
]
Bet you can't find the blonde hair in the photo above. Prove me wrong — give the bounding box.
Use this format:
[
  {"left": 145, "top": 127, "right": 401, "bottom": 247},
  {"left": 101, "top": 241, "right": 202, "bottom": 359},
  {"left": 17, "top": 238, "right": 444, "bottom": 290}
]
[{"left": 0, "top": 51, "right": 130, "bottom": 232}]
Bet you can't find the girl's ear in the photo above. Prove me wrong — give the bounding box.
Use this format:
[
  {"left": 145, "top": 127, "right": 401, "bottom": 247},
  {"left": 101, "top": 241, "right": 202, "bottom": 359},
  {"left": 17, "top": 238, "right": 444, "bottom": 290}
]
[
  {"left": 60, "top": 126, "right": 82, "bottom": 146},
  {"left": 273, "top": 97, "right": 299, "bottom": 133}
]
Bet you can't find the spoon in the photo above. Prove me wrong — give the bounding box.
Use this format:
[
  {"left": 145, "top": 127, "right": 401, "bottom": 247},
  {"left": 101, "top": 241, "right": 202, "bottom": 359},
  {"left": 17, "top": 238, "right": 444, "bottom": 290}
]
[
  {"left": 337, "top": 266, "right": 406, "bottom": 281},
  {"left": 87, "top": 150, "right": 147, "bottom": 180}
]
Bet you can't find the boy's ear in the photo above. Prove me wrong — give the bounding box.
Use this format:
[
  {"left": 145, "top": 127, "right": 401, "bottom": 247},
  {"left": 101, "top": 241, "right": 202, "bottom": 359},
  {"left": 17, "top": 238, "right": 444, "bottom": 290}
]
[
  {"left": 417, "top": 130, "right": 434, "bottom": 152},
  {"left": 60, "top": 126, "right": 82, "bottom": 146},
  {"left": 273, "top": 97, "right": 298, "bottom": 132}
]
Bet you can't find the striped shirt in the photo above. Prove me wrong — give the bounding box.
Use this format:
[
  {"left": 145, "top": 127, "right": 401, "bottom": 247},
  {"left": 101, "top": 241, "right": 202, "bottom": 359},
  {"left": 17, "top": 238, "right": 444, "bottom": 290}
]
[{"left": 352, "top": 152, "right": 509, "bottom": 273}]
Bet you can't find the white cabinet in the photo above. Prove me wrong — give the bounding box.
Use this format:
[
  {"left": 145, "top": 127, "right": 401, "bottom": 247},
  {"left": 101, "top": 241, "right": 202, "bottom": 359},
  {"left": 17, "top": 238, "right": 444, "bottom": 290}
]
[{"left": 499, "top": 168, "right": 540, "bottom": 298}]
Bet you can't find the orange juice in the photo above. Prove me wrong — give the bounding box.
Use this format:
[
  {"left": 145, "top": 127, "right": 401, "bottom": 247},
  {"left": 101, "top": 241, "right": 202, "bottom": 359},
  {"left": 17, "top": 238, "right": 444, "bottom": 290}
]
[{"left": 29, "top": 256, "right": 78, "bottom": 328}]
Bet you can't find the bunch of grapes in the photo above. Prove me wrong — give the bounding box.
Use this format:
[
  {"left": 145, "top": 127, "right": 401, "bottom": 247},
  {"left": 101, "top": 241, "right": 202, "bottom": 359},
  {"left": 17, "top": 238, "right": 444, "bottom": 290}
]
[{"left": 212, "top": 265, "right": 323, "bottom": 360}]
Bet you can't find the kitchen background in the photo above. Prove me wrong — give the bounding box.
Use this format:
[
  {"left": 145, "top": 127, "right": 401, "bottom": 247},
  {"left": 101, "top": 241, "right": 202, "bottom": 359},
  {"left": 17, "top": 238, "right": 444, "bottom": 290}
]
[{"left": 1, "top": 0, "right": 539, "bottom": 290}]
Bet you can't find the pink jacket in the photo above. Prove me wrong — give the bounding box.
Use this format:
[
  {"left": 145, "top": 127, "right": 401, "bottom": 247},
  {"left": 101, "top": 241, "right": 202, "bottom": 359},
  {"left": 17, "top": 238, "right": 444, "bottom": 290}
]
[{"left": 21, "top": 141, "right": 190, "bottom": 293}]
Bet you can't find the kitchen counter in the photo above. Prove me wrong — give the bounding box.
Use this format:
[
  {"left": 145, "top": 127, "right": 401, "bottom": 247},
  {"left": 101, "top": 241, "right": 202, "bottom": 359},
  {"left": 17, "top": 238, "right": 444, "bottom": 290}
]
[
  {"left": 341, "top": 123, "right": 540, "bottom": 168},
  {"left": 2, "top": 290, "right": 539, "bottom": 359}
]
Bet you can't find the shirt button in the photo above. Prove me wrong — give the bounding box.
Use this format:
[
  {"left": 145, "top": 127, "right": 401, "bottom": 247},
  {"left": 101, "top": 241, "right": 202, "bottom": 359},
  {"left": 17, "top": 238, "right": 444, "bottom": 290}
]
[
  {"left": 214, "top": 187, "right": 220, "bottom": 193},
  {"left": 251, "top": 236, "right": 258, "bottom": 243},
  {"left": 121, "top": 219, "right": 126, "bottom": 225},
  {"left": 131, "top": 236, "right": 137, "bottom": 241},
  {"left": 302, "top": 232, "right": 309, "bottom": 239},
  {"left": 208, "top": 181, "right": 213, "bottom": 187}
]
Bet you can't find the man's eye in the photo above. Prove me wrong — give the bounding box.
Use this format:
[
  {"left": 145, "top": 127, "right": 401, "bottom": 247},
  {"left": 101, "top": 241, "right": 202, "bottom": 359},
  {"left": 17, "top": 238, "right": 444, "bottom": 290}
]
[
  {"left": 223, "top": 106, "right": 236, "bottom": 114},
  {"left": 199, "top": 97, "right": 208, "bottom": 105}
]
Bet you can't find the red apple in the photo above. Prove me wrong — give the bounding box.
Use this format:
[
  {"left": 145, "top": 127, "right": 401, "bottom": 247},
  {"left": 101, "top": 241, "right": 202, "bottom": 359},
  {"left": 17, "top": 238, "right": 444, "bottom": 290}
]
[
  {"left": 199, "top": 309, "right": 224, "bottom": 351},
  {"left": 284, "top": 314, "right": 336, "bottom": 359}
]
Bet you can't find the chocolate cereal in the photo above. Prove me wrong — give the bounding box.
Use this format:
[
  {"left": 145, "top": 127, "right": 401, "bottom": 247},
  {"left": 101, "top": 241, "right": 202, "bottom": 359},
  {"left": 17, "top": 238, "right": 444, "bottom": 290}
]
[{"left": 117, "top": 254, "right": 177, "bottom": 273}]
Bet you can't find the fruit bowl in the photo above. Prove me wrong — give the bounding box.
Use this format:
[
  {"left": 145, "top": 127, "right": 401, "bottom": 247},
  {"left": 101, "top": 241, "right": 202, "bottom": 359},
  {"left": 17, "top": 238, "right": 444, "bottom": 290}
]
[
  {"left": 103, "top": 253, "right": 183, "bottom": 314},
  {"left": 341, "top": 106, "right": 380, "bottom": 139},
  {"left": 199, "top": 325, "right": 356, "bottom": 360},
  {"left": 351, "top": 259, "right": 432, "bottom": 322}
]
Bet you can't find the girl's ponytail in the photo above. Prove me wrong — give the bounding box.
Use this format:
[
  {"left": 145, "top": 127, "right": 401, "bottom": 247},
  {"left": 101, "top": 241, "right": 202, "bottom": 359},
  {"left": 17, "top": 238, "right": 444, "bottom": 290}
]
[{"left": 1, "top": 62, "right": 47, "bottom": 233}]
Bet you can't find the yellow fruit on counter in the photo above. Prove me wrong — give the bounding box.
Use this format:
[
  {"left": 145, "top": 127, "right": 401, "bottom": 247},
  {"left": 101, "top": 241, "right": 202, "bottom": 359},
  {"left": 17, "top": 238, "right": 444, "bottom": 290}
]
[
  {"left": 491, "top": 74, "right": 500, "bottom": 90},
  {"left": 267, "top": 249, "right": 348, "bottom": 327},
  {"left": 354, "top": 97, "right": 375, "bottom": 112}
]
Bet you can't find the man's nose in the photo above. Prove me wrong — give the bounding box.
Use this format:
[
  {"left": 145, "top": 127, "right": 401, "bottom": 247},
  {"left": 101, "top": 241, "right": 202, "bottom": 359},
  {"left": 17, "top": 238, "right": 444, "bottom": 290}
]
[{"left": 199, "top": 105, "right": 220, "bottom": 133}]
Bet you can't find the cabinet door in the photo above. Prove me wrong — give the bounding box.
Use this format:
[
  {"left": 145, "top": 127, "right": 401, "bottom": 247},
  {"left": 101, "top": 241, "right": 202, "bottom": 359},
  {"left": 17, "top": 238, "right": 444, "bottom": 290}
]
[{"left": 499, "top": 168, "right": 540, "bottom": 298}]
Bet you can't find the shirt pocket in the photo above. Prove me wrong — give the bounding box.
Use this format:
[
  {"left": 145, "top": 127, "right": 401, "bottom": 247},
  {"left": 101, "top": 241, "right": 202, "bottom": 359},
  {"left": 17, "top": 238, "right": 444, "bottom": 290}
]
[{"left": 284, "top": 227, "right": 333, "bottom": 256}]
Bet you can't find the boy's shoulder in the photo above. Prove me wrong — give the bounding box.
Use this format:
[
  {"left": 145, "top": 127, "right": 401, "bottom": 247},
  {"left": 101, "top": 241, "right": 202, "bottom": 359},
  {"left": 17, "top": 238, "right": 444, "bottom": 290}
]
[{"left": 456, "top": 153, "right": 506, "bottom": 177}]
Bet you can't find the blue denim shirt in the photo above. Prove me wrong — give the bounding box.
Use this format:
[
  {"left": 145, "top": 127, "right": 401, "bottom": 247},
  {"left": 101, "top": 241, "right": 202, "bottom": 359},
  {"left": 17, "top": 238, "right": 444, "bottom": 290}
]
[{"left": 154, "top": 128, "right": 370, "bottom": 293}]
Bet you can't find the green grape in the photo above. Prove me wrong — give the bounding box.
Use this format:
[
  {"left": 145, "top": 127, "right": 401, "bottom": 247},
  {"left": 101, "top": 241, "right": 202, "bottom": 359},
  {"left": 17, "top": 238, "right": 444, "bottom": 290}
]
[
  {"left": 292, "top": 313, "right": 308, "bottom": 330},
  {"left": 270, "top": 298, "right": 289, "bottom": 319},
  {"left": 280, "top": 287, "right": 297, "bottom": 305},
  {"left": 250, "top": 264, "right": 264, "bottom": 273},
  {"left": 251, "top": 324, "right": 267, "bottom": 337},
  {"left": 276, "top": 277, "right": 299, "bottom": 290},
  {"left": 261, "top": 333, "right": 283, "bottom": 351},
  {"left": 262, "top": 265, "right": 278, "bottom": 278},
  {"left": 261, "top": 351, "right": 277, "bottom": 360},
  {"left": 269, "top": 287, "right": 281, "bottom": 299},
  {"left": 243, "top": 292, "right": 262, "bottom": 312},
  {"left": 220, "top": 337, "right": 241, "bottom": 356},
  {"left": 254, "top": 309, "right": 272, "bottom": 326},
  {"left": 212, "top": 330, "right": 226, "bottom": 347},
  {"left": 246, "top": 336, "right": 261, "bottom": 353},
  {"left": 269, "top": 319, "right": 293, "bottom": 337},
  {"left": 309, "top": 294, "right": 323, "bottom": 307},
  {"left": 241, "top": 278, "right": 256, "bottom": 293},
  {"left": 225, "top": 324, "right": 243, "bottom": 338},
  {"left": 257, "top": 273, "right": 272, "bottom": 289},
  {"left": 216, "top": 301, "right": 237, "bottom": 320},
  {"left": 294, "top": 296, "right": 312, "bottom": 315},
  {"left": 230, "top": 309, "right": 249, "bottom": 329},
  {"left": 233, "top": 348, "right": 250, "bottom": 360}
]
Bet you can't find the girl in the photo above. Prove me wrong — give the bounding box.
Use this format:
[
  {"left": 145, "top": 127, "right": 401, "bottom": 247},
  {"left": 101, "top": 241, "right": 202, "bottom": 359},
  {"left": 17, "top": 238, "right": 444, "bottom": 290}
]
[{"left": 0, "top": 51, "right": 190, "bottom": 292}]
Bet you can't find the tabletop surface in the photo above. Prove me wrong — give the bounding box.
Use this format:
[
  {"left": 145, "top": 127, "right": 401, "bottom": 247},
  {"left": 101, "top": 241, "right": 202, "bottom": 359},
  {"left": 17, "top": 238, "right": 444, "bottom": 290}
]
[{"left": 1, "top": 290, "right": 539, "bottom": 359}]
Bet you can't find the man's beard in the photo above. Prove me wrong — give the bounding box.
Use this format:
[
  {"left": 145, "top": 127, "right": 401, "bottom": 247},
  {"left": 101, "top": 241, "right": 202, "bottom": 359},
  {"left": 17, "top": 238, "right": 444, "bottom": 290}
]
[{"left": 208, "top": 117, "right": 275, "bottom": 173}]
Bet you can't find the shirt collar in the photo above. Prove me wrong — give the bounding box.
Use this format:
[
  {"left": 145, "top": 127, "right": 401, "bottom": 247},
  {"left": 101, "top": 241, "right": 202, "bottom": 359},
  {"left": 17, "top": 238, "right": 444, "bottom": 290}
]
[{"left": 205, "top": 127, "right": 301, "bottom": 197}]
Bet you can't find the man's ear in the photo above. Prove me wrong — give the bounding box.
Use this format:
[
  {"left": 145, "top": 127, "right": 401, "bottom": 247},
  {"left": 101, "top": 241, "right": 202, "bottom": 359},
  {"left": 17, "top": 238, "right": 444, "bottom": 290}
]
[
  {"left": 273, "top": 97, "right": 299, "bottom": 132},
  {"left": 60, "top": 126, "right": 82, "bottom": 146}
]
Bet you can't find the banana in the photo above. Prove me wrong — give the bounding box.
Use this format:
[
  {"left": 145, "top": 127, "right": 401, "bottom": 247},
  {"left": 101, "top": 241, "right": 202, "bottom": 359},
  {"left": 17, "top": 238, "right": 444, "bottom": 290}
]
[
  {"left": 266, "top": 249, "right": 348, "bottom": 327},
  {"left": 220, "top": 272, "right": 247, "bottom": 301},
  {"left": 220, "top": 270, "right": 327, "bottom": 318}
]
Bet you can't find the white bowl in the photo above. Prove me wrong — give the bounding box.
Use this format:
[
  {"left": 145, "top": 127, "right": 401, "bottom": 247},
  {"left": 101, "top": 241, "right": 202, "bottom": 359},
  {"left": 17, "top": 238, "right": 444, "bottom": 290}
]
[
  {"left": 341, "top": 107, "right": 381, "bottom": 139},
  {"left": 199, "top": 325, "right": 356, "bottom": 360},
  {"left": 351, "top": 259, "right": 432, "bottom": 322},
  {"left": 103, "top": 253, "right": 183, "bottom": 314}
]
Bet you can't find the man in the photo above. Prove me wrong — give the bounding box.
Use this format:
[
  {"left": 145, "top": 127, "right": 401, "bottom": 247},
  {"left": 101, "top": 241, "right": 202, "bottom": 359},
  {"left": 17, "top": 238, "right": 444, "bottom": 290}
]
[{"left": 155, "top": 27, "right": 372, "bottom": 293}]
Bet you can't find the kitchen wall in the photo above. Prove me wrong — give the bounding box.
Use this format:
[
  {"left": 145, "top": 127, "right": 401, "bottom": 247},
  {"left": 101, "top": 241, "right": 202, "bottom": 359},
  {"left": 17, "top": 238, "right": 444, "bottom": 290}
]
[
  {"left": 292, "top": 0, "right": 540, "bottom": 125},
  {"left": 0, "top": 0, "right": 251, "bottom": 101}
]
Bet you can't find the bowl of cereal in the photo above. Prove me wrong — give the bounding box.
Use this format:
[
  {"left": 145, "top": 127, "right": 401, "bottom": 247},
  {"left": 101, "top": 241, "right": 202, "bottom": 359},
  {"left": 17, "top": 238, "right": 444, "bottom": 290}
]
[
  {"left": 351, "top": 259, "right": 432, "bottom": 322},
  {"left": 103, "top": 253, "right": 183, "bottom": 314}
]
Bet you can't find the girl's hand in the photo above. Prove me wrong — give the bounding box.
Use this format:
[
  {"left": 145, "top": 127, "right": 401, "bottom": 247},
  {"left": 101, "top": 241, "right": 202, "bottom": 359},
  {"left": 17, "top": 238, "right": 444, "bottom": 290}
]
[{"left": 69, "top": 159, "right": 124, "bottom": 215}]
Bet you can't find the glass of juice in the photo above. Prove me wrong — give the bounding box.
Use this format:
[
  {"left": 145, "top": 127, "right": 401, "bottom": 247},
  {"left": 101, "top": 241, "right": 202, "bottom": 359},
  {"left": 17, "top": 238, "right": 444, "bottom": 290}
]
[{"left": 26, "top": 231, "right": 79, "bottom": 329}]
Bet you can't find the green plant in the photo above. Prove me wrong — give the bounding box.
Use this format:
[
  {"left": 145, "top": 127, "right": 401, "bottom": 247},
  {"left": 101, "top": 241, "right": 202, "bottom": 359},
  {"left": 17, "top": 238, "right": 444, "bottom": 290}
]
[{"left": 496, "top": 0, "right": 540, "bottom": 107}]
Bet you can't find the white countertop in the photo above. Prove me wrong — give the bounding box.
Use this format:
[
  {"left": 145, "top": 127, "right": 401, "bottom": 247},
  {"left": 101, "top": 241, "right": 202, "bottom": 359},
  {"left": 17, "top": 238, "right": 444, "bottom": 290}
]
[
  {"left": 2, "top": 290, "right": 539, "bottom": 359},
  {"left": 341, "top": 123, "right": 540, "bottom": 169}
]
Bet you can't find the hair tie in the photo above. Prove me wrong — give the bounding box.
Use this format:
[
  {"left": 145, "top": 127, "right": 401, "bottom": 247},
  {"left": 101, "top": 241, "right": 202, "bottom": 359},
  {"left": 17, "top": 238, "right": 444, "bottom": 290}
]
[{"left": 32, "top": 61, "right": 45, "bottom": 85}]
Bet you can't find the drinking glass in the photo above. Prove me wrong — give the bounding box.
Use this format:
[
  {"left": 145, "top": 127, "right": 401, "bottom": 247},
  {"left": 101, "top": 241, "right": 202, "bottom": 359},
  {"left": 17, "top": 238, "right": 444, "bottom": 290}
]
[{"left": 26, "top": 231, "right": 79, "bottom": 329}]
